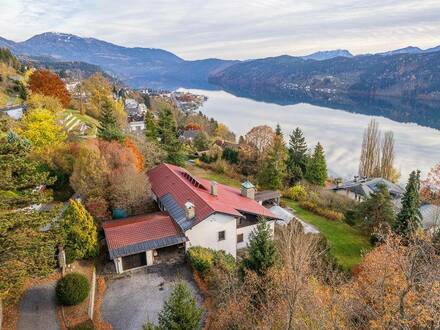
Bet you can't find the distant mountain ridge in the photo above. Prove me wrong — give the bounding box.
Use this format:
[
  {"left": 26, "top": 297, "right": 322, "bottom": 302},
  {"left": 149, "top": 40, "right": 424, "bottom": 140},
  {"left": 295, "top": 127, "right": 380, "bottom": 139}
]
[
  {"left": 0, "top": 32, "right": 237, "bottom": 89},
  {"left": 1, "top": 32, "right": 440, "bottom": 93}
]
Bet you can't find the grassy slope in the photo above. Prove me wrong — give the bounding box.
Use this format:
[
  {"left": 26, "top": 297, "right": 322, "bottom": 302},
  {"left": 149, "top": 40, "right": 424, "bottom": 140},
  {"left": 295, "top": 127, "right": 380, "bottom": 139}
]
[
  {"left": 60, "top": 109, "right": 99, "bottom": 136},
  {"left": 283, "top": 199, "right": 371, "bottom": 270},
  {"left": 186, "top": 163, "right": 371, "bottom": 270}
]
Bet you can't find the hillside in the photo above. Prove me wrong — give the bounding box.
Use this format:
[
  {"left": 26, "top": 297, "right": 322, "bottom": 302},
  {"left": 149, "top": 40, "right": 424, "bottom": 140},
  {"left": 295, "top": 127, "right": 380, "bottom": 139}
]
[
  {"left": 0, "top": 32, "right": 238, "bottom": 89},
  {"left": 209, "top": 51, "right": 440, "bottom": 101}
]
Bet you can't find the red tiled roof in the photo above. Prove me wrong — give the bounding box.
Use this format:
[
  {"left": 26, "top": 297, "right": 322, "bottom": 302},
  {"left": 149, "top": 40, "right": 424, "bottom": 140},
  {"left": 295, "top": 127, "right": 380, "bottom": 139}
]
[
  {"left": 148, "top": 163, "right": 278, "bottom": 227},
  {"left": 103, "top": 212, "right": 183, "bottom": 251}
]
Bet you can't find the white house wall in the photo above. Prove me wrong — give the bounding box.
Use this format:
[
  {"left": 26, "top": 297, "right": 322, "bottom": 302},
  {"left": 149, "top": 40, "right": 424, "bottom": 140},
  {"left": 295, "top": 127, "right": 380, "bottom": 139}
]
[
  {"left": 184, "top": 213, "right": 237, "bottom": 258},
  {"left": 236, "top": 220, "right": 275, "bottom": 250}
]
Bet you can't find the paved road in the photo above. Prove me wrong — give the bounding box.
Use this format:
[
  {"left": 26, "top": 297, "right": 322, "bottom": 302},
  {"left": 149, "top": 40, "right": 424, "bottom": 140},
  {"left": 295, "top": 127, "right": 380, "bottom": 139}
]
[
  {"left": 102, "top": 264, "right": 202, "bottom": 330},
  {"left": 17, "top": 282, "right": 60, "bottom": 330}
]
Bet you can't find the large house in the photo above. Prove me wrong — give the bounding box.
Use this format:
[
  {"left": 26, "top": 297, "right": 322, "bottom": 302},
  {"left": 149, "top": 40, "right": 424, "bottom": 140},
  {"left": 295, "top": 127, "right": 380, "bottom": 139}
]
[{"left": 103, "top": 163, "right": 279, "bottom": 273}]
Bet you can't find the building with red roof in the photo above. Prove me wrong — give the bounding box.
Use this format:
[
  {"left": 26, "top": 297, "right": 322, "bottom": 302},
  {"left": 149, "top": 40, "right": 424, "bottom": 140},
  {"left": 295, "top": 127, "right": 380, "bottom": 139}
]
[{"left": 103, "top": 163, "right": 279, "bottom": 273}]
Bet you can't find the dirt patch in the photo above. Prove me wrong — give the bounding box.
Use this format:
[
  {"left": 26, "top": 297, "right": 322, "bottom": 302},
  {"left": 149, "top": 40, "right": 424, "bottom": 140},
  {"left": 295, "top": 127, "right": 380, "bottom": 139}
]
[{"left": 92, "top": 277, "right": 112, "bottom": 330}]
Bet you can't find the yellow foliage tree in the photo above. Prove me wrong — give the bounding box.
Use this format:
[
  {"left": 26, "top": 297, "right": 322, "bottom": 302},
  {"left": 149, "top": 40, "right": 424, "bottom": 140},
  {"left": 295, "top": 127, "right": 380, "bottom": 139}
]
[
  {"left": 19, "top": 108, "right": 67, "bottom": 155},
  {"left": 82, "top": 73, "right": 112, "bottom": 119},
  {"left": 27, "top": 93, "right": 63, "bottom": 113}
]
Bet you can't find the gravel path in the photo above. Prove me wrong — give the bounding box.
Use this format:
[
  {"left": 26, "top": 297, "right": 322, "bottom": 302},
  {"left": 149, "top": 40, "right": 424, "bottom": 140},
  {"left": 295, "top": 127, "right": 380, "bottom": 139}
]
[
  {"left": 102, "top": 264, "right": 202, "bottom": 330},
  {"left": 17, "top": 282, "right": 60, "bottom": 330}
]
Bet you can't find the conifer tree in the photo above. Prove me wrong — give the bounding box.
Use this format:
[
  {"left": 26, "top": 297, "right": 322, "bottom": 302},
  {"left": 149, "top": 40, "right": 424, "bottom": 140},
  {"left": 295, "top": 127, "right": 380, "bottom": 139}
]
[
  {"left": 97, "top": 98, "right": 124, "bottom": 142},
  {"left": 157, "top": 108, "right": 185, "bottom": 165},
  {"left": 393, "top": 170, "right": 422, "bottom": 237},
  {"left": 359, "top": 184, "right": 395, "bottom": 241},
  {"left": 60, "top": 199, "right": 99, "bottom": 263},
  {"left": 243, "top": 218, "right": 278, "bottom": 276},
  {"left": 257, "top": 132, "right": 287, "bottom": 190},
  {"left": 287, "top": 127, "right": 308, "bottom": 183},
  {"left": 144, "top": 111, "right": 158, "bottom": 142},
  {"left": 157, "top": 281, "right": 202, "bottom": 330},
  {"left": 305, "top": 142, "right": 328, "bottom": 186}
]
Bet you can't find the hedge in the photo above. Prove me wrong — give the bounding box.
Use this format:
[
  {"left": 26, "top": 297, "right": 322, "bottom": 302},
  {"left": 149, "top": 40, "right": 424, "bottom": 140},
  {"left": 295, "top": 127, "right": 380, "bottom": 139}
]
[
  {"left": 56, "top": 272, "right": 90, "bottom": 306},
  {"left": 299, "top": 200, "right": 344, "bottom": 221},
  {"left": 187, "top": 246, "right": 236, "bottom": 277}
]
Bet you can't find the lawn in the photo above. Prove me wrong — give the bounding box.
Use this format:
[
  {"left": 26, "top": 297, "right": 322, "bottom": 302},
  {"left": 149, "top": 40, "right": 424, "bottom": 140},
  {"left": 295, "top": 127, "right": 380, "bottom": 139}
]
[
  {"left": 186, "top": 163, "right": 371, "bottom": 271},
  {"left": 60, "top": 109, "right": 98, "bottom": 136},
  {"left": 283, "top": 199, "right": 371, "bottom": 271},
  {"left": 186, "top": 163, "right": 242, "bottom": 188}
]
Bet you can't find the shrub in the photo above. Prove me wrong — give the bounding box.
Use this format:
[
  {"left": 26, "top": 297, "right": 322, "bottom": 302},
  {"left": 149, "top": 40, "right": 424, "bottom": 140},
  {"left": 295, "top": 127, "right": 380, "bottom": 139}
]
[
  {"left": 69, "top": 320, "right": 95, "bottom": 330},
  {"left": 187, "top": 247, "right": 236, "bottom": 277},
  {"left": 283, "top": 185, "right": 308, "bottom": 201},
  {"left": 299, "top": 200, "right": 344, "bottom": 221},
  {"left": 56, "top": 273, "right": 90, "bottom": 306}
]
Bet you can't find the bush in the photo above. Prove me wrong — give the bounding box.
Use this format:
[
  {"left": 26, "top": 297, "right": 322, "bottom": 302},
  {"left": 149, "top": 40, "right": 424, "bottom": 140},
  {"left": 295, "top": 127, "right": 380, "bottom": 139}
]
[
  {"left": 299, "top": 200, "right": 344, "bottom": 221},
  {"left": 56, "top": 273, "right": 90, "bottom": 306},
  {"left": 187, "top": 246, "right": 236, "bottom": 277},
  {"left": 283, "top": 185, "right": 308, "bottom": 201},
  {"left": 69, "top": 320, "right": 95, "bottom": 330}
]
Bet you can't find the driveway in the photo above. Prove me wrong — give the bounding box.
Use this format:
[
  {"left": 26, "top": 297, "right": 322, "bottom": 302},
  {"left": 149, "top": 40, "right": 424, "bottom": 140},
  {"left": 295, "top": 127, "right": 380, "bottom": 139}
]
[
  {"left": 17, "top": 282, "right": 60, "bottom": 330},
  {"left": 102, "top": 264, "right": 203, "bottom": 330}
]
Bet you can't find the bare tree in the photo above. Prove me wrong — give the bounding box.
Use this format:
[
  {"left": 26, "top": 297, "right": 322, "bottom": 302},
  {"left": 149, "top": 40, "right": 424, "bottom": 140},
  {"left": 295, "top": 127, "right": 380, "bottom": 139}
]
[
  {"left": 359, "top": 119, "right": 381, "bottom": 178},
  {"left": 380, "top": 131, "right": 395, "bottom": 181}
]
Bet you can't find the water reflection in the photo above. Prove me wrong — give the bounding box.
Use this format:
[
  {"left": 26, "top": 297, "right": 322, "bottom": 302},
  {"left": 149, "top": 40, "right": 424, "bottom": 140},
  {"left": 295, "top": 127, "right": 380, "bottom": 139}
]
[{"left": 185, "top": 89, "right": 440, "bottom": 181}]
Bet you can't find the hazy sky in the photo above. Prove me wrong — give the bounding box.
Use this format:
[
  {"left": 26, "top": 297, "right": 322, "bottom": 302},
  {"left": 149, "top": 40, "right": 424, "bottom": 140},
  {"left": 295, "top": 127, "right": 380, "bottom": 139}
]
[{"left": 1, "top": 0, "right": 440, "bottom": 60}]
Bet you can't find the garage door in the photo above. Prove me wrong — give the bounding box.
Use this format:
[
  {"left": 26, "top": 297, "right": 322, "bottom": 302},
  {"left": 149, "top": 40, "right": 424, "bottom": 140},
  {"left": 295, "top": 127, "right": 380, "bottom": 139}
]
[{"left": 122, "top": 252, "right": 147, "bottom": 271}]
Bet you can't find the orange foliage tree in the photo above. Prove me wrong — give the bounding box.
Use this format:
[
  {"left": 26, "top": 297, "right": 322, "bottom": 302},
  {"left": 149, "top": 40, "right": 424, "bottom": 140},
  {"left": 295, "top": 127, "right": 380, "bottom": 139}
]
[
  {"left": 125, "top": 138, "right": 144, "bottom": 172},
  {"left": 421, "top": 162, "right": 440, "bottom": 205},
  {"left": 185, "top": 123, "right": 202, "bottom": 131},
  {"left": 28, "top": 69, "right": 71, "bottom": 107}
]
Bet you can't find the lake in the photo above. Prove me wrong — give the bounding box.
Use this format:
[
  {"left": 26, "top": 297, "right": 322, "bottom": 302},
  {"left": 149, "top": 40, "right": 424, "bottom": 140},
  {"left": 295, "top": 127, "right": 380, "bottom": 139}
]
[{"left": 184, "top": 88, "right": 440, "bottom": 182}]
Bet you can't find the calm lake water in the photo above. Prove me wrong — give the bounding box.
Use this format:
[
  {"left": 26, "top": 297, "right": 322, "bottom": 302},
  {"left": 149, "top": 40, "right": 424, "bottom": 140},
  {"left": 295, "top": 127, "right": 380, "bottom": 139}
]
[{"left": 184, "top": 88, "right": 440, "bottom": 182}]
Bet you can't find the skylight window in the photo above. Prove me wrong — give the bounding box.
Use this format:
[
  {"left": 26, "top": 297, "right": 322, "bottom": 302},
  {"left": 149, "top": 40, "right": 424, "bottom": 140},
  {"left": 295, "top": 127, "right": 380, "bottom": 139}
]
[{"left": 180, "top": 171, "right": 207, "bottom": 190}]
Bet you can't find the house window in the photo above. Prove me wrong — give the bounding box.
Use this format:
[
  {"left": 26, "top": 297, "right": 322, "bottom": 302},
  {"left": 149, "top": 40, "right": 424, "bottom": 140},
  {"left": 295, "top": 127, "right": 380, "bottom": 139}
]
[
  {"left": 237, "top": 233, "right": 244, "bottom": 243},
  {"left": 218, "top": 230, "right": 225, "bottom": 241}
]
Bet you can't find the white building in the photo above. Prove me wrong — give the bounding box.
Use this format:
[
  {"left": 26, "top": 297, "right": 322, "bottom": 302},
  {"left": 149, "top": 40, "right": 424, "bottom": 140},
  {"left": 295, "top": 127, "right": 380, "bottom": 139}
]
[{"left": 103, "top": 164, "right": 279, "bottom": 273}]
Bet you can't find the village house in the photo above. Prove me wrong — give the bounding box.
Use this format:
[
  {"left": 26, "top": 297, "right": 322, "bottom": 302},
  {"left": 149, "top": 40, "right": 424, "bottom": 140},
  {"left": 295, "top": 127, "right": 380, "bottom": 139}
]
[{"left": 103, "top": 163, "right": 279, "bottom": 273}]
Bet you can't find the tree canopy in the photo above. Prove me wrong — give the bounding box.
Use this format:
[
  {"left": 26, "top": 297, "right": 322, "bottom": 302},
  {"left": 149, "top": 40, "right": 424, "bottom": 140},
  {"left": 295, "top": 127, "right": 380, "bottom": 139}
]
[{"left": 28, "top": 69, "right": 71, "bottom": 107}]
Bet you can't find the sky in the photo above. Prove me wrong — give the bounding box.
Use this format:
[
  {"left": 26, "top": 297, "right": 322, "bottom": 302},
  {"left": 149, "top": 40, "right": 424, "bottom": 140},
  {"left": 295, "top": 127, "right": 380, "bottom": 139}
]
[{"left": 1, "top": 0, "right": 440, "bottom": 60}]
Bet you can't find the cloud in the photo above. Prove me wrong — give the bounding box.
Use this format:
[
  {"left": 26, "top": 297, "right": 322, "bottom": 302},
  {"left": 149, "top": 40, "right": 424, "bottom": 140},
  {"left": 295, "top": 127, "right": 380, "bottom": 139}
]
[{"left": 0, "top": 0, "right": 439, "bottom": 59}]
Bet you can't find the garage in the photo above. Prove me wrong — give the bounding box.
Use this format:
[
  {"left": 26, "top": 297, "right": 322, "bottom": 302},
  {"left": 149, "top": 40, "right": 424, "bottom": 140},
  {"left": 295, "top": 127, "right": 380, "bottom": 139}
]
[
  {"left": 122, "top": 252, "right": 147, "bottom": 270},
  {"left": 103, "top": 212, "right": 187, "bottom": 273}
]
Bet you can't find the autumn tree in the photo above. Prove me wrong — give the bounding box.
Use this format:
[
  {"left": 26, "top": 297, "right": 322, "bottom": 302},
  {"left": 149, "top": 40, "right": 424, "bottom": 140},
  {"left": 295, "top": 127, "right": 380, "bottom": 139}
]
[
  {"left": 242, "top": 218, "right": 278, "bottom": 276},
  {"left": 18, "top": 108, "right": 67, "bottom": 158},
  {"left": 59, "top": 199, "right": 99, "bottom": 263},
  {"left": 421, "top": 162, "right": 440, "bottom": 205},
  {"left": 359, "top": 119, "right": 381, "bottom": 178},
  {"left": 287, "top": 127, "right": 309, "bottom": 184},
  {"left": 194, "top": 131, "right": 210, "bottom": 151},
  {"left": 81, "top": 72, "right": 112, "bottom": 118},
  {"left": 305, "top": 142, "right": 328, "bottom": 186},
  {"left": 215, "top": 123, "right": 235, "bottom": 142},
  {"left": 393, "top": 170, "right": 422, "bottom": 237},
  {"left": 244, "top": 125, "right": 275, "bottom": 162},
  {"left": 26, "top": 93, "right": 63, "bottom": 113},
  {"left": 28, "top": 69, "right": 71, "bottom": 107}
]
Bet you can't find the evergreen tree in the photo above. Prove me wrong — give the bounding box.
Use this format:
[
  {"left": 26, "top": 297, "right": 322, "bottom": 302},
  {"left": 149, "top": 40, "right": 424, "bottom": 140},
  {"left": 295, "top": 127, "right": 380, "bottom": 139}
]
[
  {"left": 144, "top": 111, "right": 158, "bottom": 142},
  {"left": 59, "top": 199, "right": 99, "bottom": 263},
  {"left": 157, "top": 281, "right": 202, "bottom": 330},
  {"left": 275, "top": 123, "right": 282, "bottom": 136},
  {"left": 287, "top": 127, "right": 308, "bottom": 183},
  {"left": 393, "top": 170, "right": 422, "bottom": 237},
  {"left": 305, "top": 142, "right": 328, "bottom": 186},
  {"left": 358, "top": 184, "right": 395, "bottom": 241},
  {"left": 257, "top": 133, "right": 287, "bottom": 190},
  {"left": 157, "top": 108, "right": 185, "bottom": 165},
  {"left": 97, "top": 98, "right": 124, "bottom": 142},
  {"left": 243, "top": 218, "right": 278, "bottom": 276}
]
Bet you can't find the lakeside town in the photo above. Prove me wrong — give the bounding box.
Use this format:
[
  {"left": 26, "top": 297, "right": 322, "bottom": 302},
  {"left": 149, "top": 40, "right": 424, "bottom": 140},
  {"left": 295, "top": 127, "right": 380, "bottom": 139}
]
[{"left": 1, "top": 40, "right": 440, "bottom": 330}]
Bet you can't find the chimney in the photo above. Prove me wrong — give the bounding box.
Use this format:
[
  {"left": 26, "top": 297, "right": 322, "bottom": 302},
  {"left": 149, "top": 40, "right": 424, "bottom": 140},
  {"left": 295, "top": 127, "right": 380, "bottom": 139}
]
[
  {"left": 184, "top": 201, "right": 195, "bottom": 219},
  {"left": 210, "top": 181, "right": 218, "bottom": 196},
  {"left": 241, "top": 181, "right": 255, "bottom": 200}
]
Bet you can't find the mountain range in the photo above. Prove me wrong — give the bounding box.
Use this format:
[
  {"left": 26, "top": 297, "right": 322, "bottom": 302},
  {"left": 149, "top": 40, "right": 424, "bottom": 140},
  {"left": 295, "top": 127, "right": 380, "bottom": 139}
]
[{"left": 1, "top": 32, "right": 440, "bottom": 100}]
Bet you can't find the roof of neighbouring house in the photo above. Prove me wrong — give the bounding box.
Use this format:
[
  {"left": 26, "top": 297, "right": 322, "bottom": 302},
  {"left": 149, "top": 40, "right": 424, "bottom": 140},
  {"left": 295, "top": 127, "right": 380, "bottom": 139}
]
[
  {"left": 332, "top": 177, "right": 404, "bottom": 199},
  {"left": 103, "top": 212, "right": 187, "bottom": 259},
  {"left": 255, "top": 190, "right": 281, "bottom": 202},
  {"left": 420, "top": 204, "right": 440, "bottom": 230},
  {"left": 180, "top": 130, "right": 199, "bottom": 140},
  {"left": 148, "top": 163, "right": 278, "bottom": 230}
]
